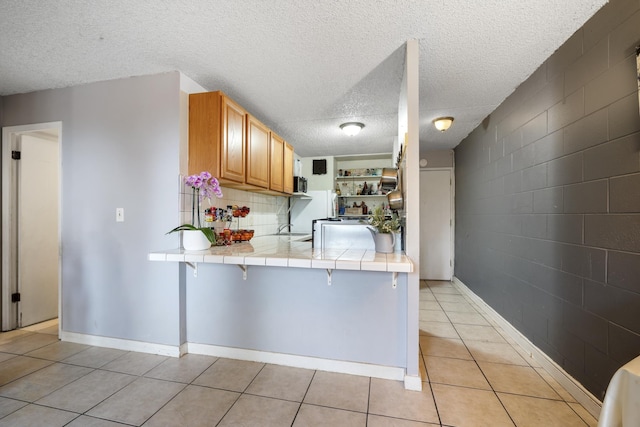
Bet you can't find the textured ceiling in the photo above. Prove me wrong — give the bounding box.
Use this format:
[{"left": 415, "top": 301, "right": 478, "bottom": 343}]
[{"left": 0, "top": 0, "right": 607, "bottom": 157}]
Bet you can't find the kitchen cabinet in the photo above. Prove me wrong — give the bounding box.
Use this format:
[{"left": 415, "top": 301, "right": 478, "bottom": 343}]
[
  {"left": 270, "top": 132, "right": 284, "bottom": 192},
  {"left": 189, "top": 91, "right": 246, "bottom": 185},
  {"left": 246, "top": 114, "right": 270, "bottom": 189},
  {"left": 283, "top": 142, "right": 294, "bottom": 195},
  {"left": 189, "top": 91, "right": 295, "bottom": 196}
]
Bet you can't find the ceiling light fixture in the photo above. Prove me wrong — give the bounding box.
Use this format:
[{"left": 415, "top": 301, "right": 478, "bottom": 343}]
[
  {"left": 433, "top": 117, "right": 454, "bottom": 132},
  {"left": 340, "top": 122, "right": 364, "bottom": 136}
]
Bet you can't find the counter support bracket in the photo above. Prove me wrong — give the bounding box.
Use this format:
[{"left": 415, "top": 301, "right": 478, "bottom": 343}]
[
  {"left": 237, "top": 264, "right": 248, "bottom": 280},
  {"left": 185, "top": 262, "right": 198, "bottom": 277},
  {"left": 392, "top": 272, "right": 398, "bottom": 289},
  {"left": 327, "top": 269, "right": 333, "bottom": 286}
]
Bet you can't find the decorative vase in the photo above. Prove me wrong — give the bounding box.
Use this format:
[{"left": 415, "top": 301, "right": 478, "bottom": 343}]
[
  {"left": 393, "top": 231, "right": 402, "bottom": 253},
  {"left": 182, "top": 230, "right": 211, "bottom": 251},
  {"left": 367, "top": 227, "right": 396, "bottom": 253}
]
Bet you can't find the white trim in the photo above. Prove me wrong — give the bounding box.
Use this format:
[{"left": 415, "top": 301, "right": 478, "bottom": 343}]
[
  {"left": 2, "top": 122, "right": 63, "bottom": 332},
  {"left": 404, "top": 374, "right": 423, "bottom": 391},
  {"left": 452, "top": 277, "right": 602, "bottom": 419},
  {"left": 188, "top": 343, "right": 406, "bottom": 381},
  {"left": 58, "top": 331, "right": 408, "bottom": 382},
  {"left": 60, "top": 331, "right": 181, "bottom": 357},
  {"left": 179, "top": 342, "right": 189, "bottom": 357}
]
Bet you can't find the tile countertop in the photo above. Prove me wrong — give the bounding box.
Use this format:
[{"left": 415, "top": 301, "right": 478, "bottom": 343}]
[{"left": 148, "top": 235, "right": 412, "bottom": 273}]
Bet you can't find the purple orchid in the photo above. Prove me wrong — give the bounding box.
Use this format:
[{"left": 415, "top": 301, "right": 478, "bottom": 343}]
[{"left": 184, "top": 171, "right": 223, "bottom": 227}]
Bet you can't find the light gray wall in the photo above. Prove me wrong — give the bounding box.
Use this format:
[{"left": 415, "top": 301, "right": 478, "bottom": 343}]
[
  {"left": 187, "top": 265, "right": 408, "bottom": 367},
  {"left": 419, "top": 150, "right": 453, "bottom": 168},
  {"left": 455, "top": 0, "right": 640, "bottom": 399},
  {"left": 1, "top": 72, "right": 184, "bottom": 346}
]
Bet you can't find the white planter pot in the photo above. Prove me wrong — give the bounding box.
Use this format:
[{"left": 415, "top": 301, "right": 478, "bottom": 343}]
[
  {"left": 182, "top": 229, "right": 211, "bottom": 251},
  {"left": 368, "top": 228, "right": 396, "bottom": 253}
]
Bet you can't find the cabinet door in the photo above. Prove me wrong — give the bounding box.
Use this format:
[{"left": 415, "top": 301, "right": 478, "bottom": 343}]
[
  {"left": 221, "top": 95, "right": 246, "bottom": 183},
  {"left": 283, "top": 142, "right": 294, "bottom": 194},
  {"left": 246, "top": 115, "right": 270, "bottom": 188},
  {"left": 270, "top": 132, "right": 284, "bottom": 192},
  {"left": 189, "top": 91, "right": 222, "bottom": 178}
]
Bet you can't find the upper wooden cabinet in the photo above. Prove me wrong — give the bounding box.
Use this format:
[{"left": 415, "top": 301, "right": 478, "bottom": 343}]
[
  {"left": 189, "top": 91, "right": 246, "bottom": 184},
  {"left": 283, "top": 142, "right": 294, "bottom": 195},
  {"left": 246, "top": 115, "right": 270, "bottom": 189},
  {"left": 189, "top": 90, "right": 295, "bottom": 195},
  {"left": 270, "top": 132, "right": 284, "bottom": 192}
]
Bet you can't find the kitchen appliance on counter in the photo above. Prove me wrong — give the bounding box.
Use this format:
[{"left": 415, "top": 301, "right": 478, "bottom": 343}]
[
  {"left": 290, "top": 190, "right": 335, "bottom": 234},
  {"left": 312, "top": 217, "right": 374, "bottom": 250},
  {"left": 293, "top": 176, "right": 307, "bottom": 193}
]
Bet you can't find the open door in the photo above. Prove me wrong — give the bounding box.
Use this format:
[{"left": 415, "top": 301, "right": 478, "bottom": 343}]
[{"left": 2, "top": 123, "right": 61, "bottom": 330}]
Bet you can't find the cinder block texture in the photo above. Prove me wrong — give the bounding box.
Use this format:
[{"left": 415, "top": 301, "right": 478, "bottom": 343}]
[{"left": 454, "top": 0, "right": 640, "bottom": 401}]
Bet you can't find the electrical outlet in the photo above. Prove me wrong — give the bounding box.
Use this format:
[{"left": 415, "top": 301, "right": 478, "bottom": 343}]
[{"left": 116, "top": 208, "right": 124, "bottom": 222}]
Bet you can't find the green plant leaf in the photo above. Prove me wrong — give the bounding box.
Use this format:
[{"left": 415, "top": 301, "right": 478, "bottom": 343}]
[
  {"left": 166, "top": 224, "right": 199, "bottom": 234},
  {"left": 166, "top": 224, "right": 217, "bottom": 244}
]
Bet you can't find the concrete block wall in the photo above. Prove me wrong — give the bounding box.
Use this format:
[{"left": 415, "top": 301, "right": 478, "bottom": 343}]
[{"left": 454, "top": 0, "right": 640, "bottom": 399}]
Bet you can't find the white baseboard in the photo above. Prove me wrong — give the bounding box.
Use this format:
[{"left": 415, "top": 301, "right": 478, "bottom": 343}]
[
  {"left": 404, "top": 375, "right": 422, "bottom": 391},
  {"left": 179, "top": 342, "right": 188, "bottom": 357},
  {"left": 60, "top": 331, "right": 181, "bottom": 357},
  {"left": 187, "top": 343, "right": 406, "bottom": 382},
  {"left": 452, "top": 277, "right": 602, "bottom": 419},
  {"left": 59, "top": 331, "right": 408, "bottom": 384}
]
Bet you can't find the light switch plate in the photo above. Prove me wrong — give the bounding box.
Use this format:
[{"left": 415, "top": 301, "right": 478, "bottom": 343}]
[{"left": 116, "top": 208, "right": 124, "bottom": 222}]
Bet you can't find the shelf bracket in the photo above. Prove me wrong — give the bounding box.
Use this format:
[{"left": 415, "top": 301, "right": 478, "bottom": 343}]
[
  {"left": 327, "top": 269, "right": 333, "bottom": 286},
  {"left": 392, "top": 271, "right": 398, "bottom": 289},
  {"left": 185, "top": 262, "right": 198, "bottom": 277},
  {"left": 237, "top": 264, "right": 248, "bottom": 280}
]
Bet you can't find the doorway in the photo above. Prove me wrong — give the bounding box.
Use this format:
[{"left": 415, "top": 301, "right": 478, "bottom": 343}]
[
  {"left": 2, "top": 122, "right": 62, "bottom": 331},
  {"left": 419, "top": 168, "right": 454, "bottom": 280}
]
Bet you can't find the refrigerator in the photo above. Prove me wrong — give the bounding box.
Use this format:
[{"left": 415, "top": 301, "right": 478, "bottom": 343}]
[{"left": 290, "top": 190, "right": 336, "bottom": 234}]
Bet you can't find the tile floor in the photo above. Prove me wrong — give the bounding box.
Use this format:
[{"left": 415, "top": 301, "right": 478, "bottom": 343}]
[{"left": 0, "top": 280, "right": 599, "bottom": 426}]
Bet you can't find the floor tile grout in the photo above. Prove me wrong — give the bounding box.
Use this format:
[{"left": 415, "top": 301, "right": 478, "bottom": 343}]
[{"left": 0, "top": 280, "right": 598, "bottom": 426}]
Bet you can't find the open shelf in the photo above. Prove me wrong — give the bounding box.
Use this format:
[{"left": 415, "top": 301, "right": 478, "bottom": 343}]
[
  {"left": 335, "top": 175, "right": 381, "bottom": 180},
  {"left": 338, "top": 194, "right": 387, "bottom": 198}
]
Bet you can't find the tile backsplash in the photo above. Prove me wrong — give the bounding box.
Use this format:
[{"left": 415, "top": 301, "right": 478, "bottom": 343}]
[{"left": 179, "top": 176, "right": 289, "bottom": 237}]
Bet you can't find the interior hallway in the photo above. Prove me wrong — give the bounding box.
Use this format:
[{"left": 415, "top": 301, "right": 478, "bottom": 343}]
[{"left": 0, "top": 280, "right": 598, "bottom": 426}]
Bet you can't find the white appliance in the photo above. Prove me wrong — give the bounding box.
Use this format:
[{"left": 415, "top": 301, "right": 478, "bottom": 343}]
[
  {"left": 312, "top": 218, "right": 374, "bottom": 250},
  {"left": 290, "top": 190, "right": 335, "bottom": 234}
]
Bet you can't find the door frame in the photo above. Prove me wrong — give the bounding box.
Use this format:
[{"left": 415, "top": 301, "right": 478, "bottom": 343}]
[
  {"left": 419, "top": 167, "right": 455, "bottom": 280},
  {"left": 2, "top": 122, "right": 63, "bottom": 331}
]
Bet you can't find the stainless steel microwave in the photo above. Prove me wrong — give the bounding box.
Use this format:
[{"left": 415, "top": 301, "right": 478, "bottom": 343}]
[{"left": 293, "top": 176, "right": 307, "bottom": 193}]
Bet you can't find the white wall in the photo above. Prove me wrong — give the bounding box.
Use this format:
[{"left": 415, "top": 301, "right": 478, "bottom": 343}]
[
  {"left": 1, "top": 72, "right": 184, "bottom": 346},
  {"left": 302, "top": 156, "right": 335, "bottom": 190},
  {"left": 187, "top": 265, "right": 408, "bottom": 367},
  {"left": 400, "top": 39, "right": 421, "bottom": 384}
]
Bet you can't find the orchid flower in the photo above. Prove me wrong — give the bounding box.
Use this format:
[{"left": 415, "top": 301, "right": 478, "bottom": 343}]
[{"left": 183, "top": 171, "right": 224, "bottom": 227}]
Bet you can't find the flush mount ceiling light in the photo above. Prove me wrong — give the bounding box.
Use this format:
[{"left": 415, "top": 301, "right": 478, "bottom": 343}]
[
  {"left": 433, "top": 117, "right": 454, "bottom": 132},
  {"left": 340, "top": 122, "right": 364, "bottom": 136}
]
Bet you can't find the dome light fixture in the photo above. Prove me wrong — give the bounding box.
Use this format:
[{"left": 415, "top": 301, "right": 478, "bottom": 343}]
[
  {"left": 340, "top": 122, "right": 364, "bottom": 136},
  {"left": 433, "top": 117, "right": 454, "bottom": 132}
]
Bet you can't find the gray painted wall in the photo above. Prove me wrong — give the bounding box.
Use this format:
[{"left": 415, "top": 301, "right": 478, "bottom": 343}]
[
  {"left": 187, "top": 265, "right": 408, "bottom": 367},
  {"left": 1, "top": 72, "right": 184, "bottom": 346},
  {"left": 455, "top": 0, "right": 640, "bottom": 399}
]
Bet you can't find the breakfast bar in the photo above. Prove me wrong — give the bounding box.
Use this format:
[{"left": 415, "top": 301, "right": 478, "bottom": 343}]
[
  {"left": 149, "top": 235, "right": 412, "bottom": 272},
  {"left": 149, "top": 236, "right": 413, "bottom": 381}
]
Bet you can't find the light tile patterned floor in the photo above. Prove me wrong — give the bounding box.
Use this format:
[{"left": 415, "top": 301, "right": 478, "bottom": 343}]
[{"left": 0, "top": 281, "right": 598, "bottom": 426}]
